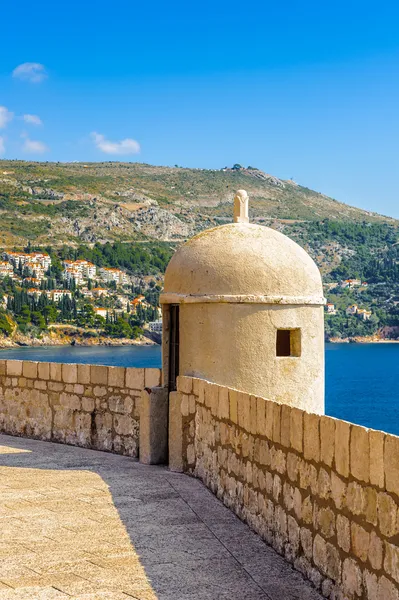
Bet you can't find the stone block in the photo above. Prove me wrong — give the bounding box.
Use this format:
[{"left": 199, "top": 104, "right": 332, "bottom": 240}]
[
  {"left": 300, "top": 527, "right": 313, "bottom": 560},
  {"left": 384, "top": 543, "right": 399, "bottom": 587},
  {"left": 265, "top": 400, "right": 274, "bottom": 439},
  {"left": 385, "top": 434, "right": 399, "bottom": 499},
  {"left": 369, "top": 429, "right": 385, "bottom": 489},
  {"left": 93, "top": 386, "right": 107, "bottom": 397},
  {"left": 280, "top": 404, "right": 291, "bottom": 448},
  {"left": 108, "top": 366, "right": 125, "bottom": 388},
  {"left": 177, "top": 376, "right": 192, "bottom": 394},
  {"left": 331, "top": 472, "right": 346, "bottom": 510},
  {"left": 145, "top": 368, "right": 161, "bottom": 388},
  {"left": 378, "top": 575, "right": 399, "bottom": 600},
  {"left": 347, "top": 481, "right": 366, "bottom": 516},
  {"left": 126, "top": 367, "right": 144, "bottom": 390},
  {"left": 62, "top": 363, "right": 77, "bottom": 384},
  {"left": 74, "top": 384, "right": 84, "bottom": 395},
  {"left": 50, "top": 362, "right": 62, "bottom": 382},
  {"left": 229, "top": 389, "right": 238, "bottom": 424},
  {"left": 169, "top": 391, "right": 183, "bottom": 472},
  {"left": 272, "top": 402, "right": 281, "bottom": 444},
  {"left": 38, "top": 362, "right": 50, "bottom": 380},
  {"left": 342, "top": 558, "right": 362, "bottom": 598},
  {"left": 22, "top": 361, "right": 37, "bottom": 379},
  {"left": 318, "top": 467, "right": 331, "bottom": 500},
  {"left": 368, "top": 531, "right": 383, "bottom": 571},
  {"left": 60, "top": 393, "right": 81, "bottom": 411},
  {"left": 320, "top": 416, "right": 335, "bottom": 467},
  {"left": 351, "top": 424, "right": 370, "bottom": 483},
  {"left": 7, "top": 360, "right": 22, "bottom": 377},
  {"left": 317, "top": 507, "right": 335, "bottom": 539},
  {"left": 0, "top": 360, "right": 6, "bottom": 375},
  {"left": 287, "top": 452, "right": 299, "bottom": 482},
  {"left": 290, "top": 407, "right": 303, "bottom": 453},
  {"left": 303, "top": 412, "right": 320, "bottom": 462},
  {"left": 91, "top": 365, "right": 108, "bottom": 385},
  {"left": 351, "top": 522, "right": 369, "bottom": 562},
  {"left": 77, "top": 363, "right": 91, "bottom": 384},
  {"left": 237, "top": 391, "right": 250, "bottom": 431},
  {"left": 335, "top": 420, "right": 350, "bottom": 478},
  {"left": 218, "top": 387, "right": 229, "bottom": 420},
  {"left": 313, "top": 534, "right": 327, "bottom": 575},
  {"left": 256, "top": 396, "right": 266, "bottom": 435},
  {"left": 82, "top": 397, "right": 95, "bottom": 412},
  {"left": 139, "top": 386, "right": 168, "bottom": 465},
  {"left": 365, "top": 486, "right": 378, "bottom": 526},
  {"left": 114, "top": 414, "right": 134, "bottom": 436},
  {"left": 249, "top": 395, "right": 257, "bottom": 434},
  {"left": 377, "top": 492, "right": 398, "bottom": 538},
  {"left": 337, "top": 514, "right": 350, "bottom": 553},
  {"left": 363, "top": 570, "right": 378, "bottom": 600}
]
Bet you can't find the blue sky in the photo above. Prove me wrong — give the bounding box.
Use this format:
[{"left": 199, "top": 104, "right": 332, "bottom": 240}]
[{"left": 1, "top": 1, "right": 399, "bottom": 217}]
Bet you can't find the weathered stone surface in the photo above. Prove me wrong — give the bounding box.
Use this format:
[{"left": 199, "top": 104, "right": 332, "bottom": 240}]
[
  {"left": 108, "top": 366, "right": 126, "bottom": 388},
  {"left": 37, "top": 361, "right": 50, "bottom": 380},
  {"left": 351, "top": 522, "right": 369, "bottom": 562},
  {"left": 378, "top": 492, "right": 398, "bottom": 538},
  {"left": 62, "top": 363, "right": 77, "bottom": 384},
  {"left": 289, "top": 407, "right": 303, "bottom": 453},
  {"left": 304, "top": 412, "right": 320, "bottom": 462},
  {"left": 335, "top": 420, "right": 350, "bottom": 478},
  {"left": 385, "top": 435, "right": 399, "bottom": 499},
  {"left": 384, "top": 541, "right": 399, "bottom": 584},
  {"left": 342, "top": 558, "right": 362, "bottom": 598},
  {"left": 77, "top": 363, "right": 91, "bottom": 384},
  {"left": 320, "top": 416, "right": 335, "bottom": 467},
  {"left": 7, "top": 360, "right": 23, "bottom": 376},
  {"left": 369, "top": 429, "right": 385, "bottom": 488},
  {"left": 378, "top": 575, "right": 399, "bottom": 600},
  {"left": 337, "top": 514, "right": 350, "bottom": 553},
  {"left": 369, "top": 531, "right": 383, "bottom": 571},
  {"left": 50, "top": 362, "right": 62, "bottom": 382},
  {"left": 23, "top": 360, "right": 38, "bottom": 379},
  {"left": 91, "top": 365, "right": 108, "bottom": 385},
  {"left": 351, "top": 424, "right": 370, "bottom": 483}
]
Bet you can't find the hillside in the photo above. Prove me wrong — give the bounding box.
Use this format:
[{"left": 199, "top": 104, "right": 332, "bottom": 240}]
[
  {"left": 0, "top": 160, "right": 396, "bottom": 247},
  {"left": 1, "top": 160, "right": 399, "bottom": 341}
]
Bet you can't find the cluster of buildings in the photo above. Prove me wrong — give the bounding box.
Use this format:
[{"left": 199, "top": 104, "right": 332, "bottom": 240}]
[
  {"left": 345, "top": 304, "right": 372, "bottom": 320},
  {"left": 325, "top": 302, "right": 372, "bottom": 320},
  {"left": 340, "top": 278, "right": 368, "bottom": 289},
  {"left": 62, "top": 260, "right": 97, "bottom": 285},
  {"left": 1, "top": 251, "right": 52, "bottom": 282},
  {"left": 61, "top": 261, "right": 130, "bottom": 287}
]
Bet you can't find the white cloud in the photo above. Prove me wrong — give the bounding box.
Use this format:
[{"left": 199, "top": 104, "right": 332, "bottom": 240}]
[
  {"left": 0, "top": 137, "right": 5, "bottom": 156},
  {"left": 22, "top": 136, "right": 48, "bottom": 154},
  {"left": 23, "top": 114, "right": 43, "bottom": 126},
  {"left": 12, "top": 62, "right": 47, "bottom": 83},
  {"left": 0, "top": 106, "right": 14, "bottom": 129},
  {"left": 91, "top": 132, "right": 140, "bottom": 155}
]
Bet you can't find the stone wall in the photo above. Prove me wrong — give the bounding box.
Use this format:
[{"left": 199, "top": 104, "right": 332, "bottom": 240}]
[
  {"left": 174, "top": 376, "right": 399, "bottom": 600},
  {"left": 0, "top": 360, "right": 161, "bottom": 457}
]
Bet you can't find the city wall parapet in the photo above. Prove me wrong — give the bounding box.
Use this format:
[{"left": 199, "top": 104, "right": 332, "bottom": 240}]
[
  {"left": 0, "top": 359, "right": 161, "bottom": 457},
  {"left": 173, "top": 376, "right": 399, "bottom": 600}
]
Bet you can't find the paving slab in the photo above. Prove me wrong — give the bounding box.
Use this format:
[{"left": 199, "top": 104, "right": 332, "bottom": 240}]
[{"left": 0, "top": 434, "right": 322, "bottom": 600}]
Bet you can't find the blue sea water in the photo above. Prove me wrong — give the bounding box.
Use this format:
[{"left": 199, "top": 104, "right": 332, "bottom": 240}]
[{"left": 0, "top": 343, "right": 398, "bottom": 435}]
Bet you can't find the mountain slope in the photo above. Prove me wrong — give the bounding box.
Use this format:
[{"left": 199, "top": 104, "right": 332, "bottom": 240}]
[{"left": 0, "top": 160, "right": 396, "bottom": 248}]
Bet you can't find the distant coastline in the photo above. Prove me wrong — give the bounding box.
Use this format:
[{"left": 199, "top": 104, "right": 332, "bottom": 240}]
[
  {"left": 0, "top": 331, "right": 157, "bottom": 349},
  {"left": 328, "top": 336, "right": 399, "bottom": 344}
]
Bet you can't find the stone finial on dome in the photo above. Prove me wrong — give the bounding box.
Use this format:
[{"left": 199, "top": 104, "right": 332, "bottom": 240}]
[{"left": 233, "top": 190, "right": 249, "bottom": 223}]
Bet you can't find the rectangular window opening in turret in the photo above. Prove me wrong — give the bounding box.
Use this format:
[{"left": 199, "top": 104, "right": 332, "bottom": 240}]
[{"left": 276, "top": 329, "right": 301, "bottom": 357}]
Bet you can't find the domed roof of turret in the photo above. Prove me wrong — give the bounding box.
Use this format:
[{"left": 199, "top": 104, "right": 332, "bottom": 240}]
[{"left": 162, "top": 191, "right": 324, "bottom": 304}]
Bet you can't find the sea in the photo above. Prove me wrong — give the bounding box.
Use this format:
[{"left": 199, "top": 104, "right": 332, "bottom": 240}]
[{"left": 0, "top": 343, "right": 398, "bottom": 436}]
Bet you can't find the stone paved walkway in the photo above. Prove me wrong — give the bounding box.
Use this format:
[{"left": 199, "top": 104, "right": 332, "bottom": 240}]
[{"left": 0, "top": 434, "right": 322, "bottom": 600}]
